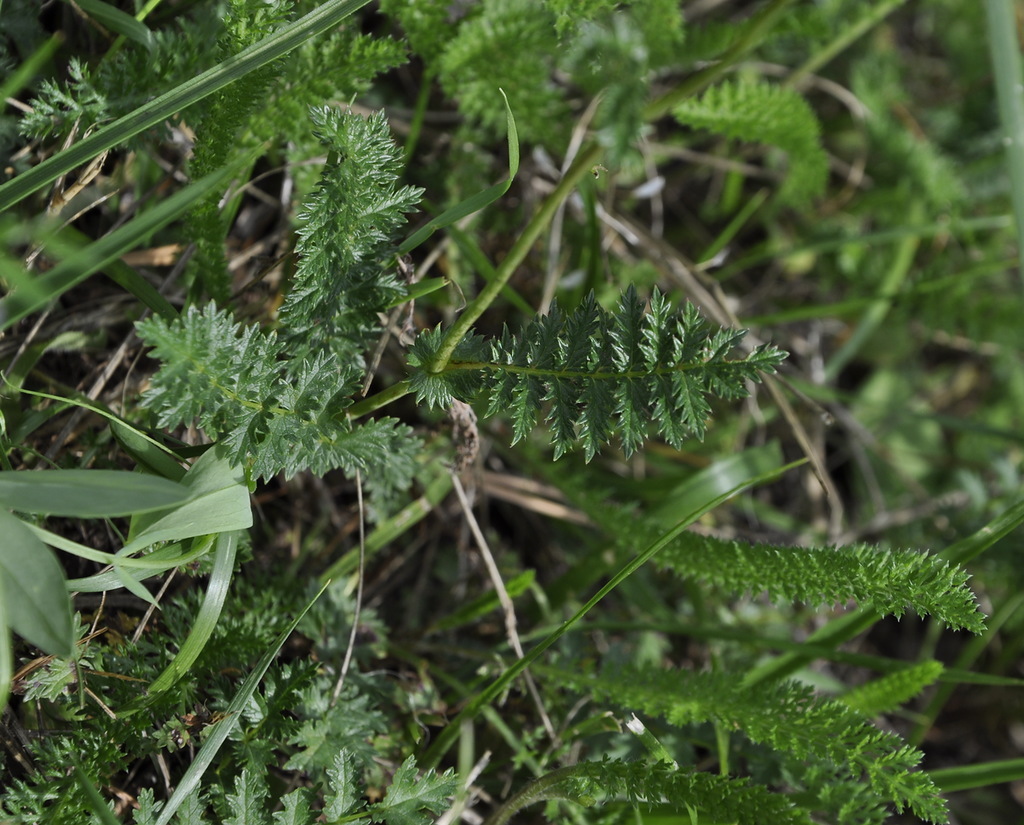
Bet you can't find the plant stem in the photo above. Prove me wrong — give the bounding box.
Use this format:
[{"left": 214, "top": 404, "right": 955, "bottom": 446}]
[
  {"left": 785, "top": 0, "right": 907, "bottom": 88},
  {"left": 346, "top": 379, "right": 411, "bottom": 419},
  {"left": 425, "top": 141, "right": 603, "bottom": 374},
  {"left": 985, "top": 0, "right": 1024, "bottom": 290},
  {"left": 483, "top": 765, "right": 597, "bottom": 825}
]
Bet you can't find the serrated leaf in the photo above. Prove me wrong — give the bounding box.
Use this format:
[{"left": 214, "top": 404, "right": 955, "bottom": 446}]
[
  {"left": 224, "top": 768, "right": 269, "bottom": 825},
  {"left": 325, "top": 750, "right": 362, "bottom": 821},
  {"left": 411, "top": 288, "right": 786, "bottom": 461},
  {"left": 272, "top": 790, "right": 314, "bottom": 825},
  {"left": 173, "top": 788, "right": 208, "bottom": 825},
  {"left": 132, "top": 788, "right": 162, "bottom": 825},
  {"left": 369, "top": 756, "right": 455, "bottom": 825}
]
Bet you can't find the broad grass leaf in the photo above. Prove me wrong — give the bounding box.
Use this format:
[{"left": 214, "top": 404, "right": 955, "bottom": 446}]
[
  {"left": 0, "top": 509, "right": 73, "bottom": 657},
  {"left": 0, "top": 469, "right": 190, "bottom": 517},
  {"left": 122, "top": 445, "right": 252, "bottom": 556}
]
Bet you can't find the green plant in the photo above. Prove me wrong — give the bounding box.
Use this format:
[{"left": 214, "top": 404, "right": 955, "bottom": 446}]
[{"left": 2, "top": 0, "right": 1021, "bottom": 823}]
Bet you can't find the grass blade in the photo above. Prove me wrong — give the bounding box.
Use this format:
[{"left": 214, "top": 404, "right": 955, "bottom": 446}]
[
  {"left": 0, "top": 162, "right": 242, "bottom": 331},
  {"left": 985, "top": 0, "right": 1024, "bottom": 286},
  {"left": 419, "top": 459, "right": 804, "bottom": 768},
  {"left": 398, "top": 89, "right": 519, "bottom": 255},
  {"left": 62, "top": 0, "right": 154, "bottom": 51},
  {"left": 135, "top": 531, "right": 238, "bottom": 702},
  {"left": 0, "top": 0, "right": 372, "bottom": 212}
]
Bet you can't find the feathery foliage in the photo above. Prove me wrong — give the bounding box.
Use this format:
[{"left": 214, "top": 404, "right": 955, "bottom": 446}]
[
  {"left": 656, "top": 531, "right": 985, "bottom": 631},
  {"left": 2, "top": 1, "right": 1009, "bottom": 823},
  {"left": 841, "top": 660, "right": 945, "bottom": 717},
  {"left": 138, "top": 107, "right": 422, "bottom": 490},
  {"left": 540, "top": 664, "right": 948, "bottom": 822},
  {"left": 438, "top": 0, "right": 565, "bottom": 145},
  {"left": 185, "top": 0, "right": 292, "bottom": 301},
  {"left": 278, "top": 108, "right": 422, "bottom": 361},
  {"left": 409, "top": 288, "right": 786, "bottom": 459},
  {"left": 137, "top": 303, "right": 417, "bottom": 486},
  {"left": 19, "top": 16, "right": 221, "bottom": 146},
  {"left": 673, "top": 77, "right": 828, "bottom": 205},
  {"left": 499, "top": 759, "right": 812, "bottom": 825}
]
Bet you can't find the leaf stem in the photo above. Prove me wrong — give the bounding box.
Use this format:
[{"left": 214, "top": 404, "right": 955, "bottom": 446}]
[
  {"left": 346, "top": 379, "right": 411, "bottom": 419},
  {"left": 483, "top": 765, "right": 593, "bottom": 825},
  {"left": 425, "top": 141, "right": 603, "bottom": 375}
]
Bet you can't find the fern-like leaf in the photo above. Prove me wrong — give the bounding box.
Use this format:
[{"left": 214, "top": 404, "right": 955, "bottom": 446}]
[
  {"left": 409, "top": 287, "right": 785, "bottom": 460},
  {"left": 841, "top": 660, "right": 944, "bottom": 717},
  {"left": 656, "top": 531, "right": 985, "bottom": 632},
  {"left": 437, "top": 0, "right": 566, "bottom": 144},
  {"left": 137, "top": 304, "right": 419, "bottom": 489},
  {"left": 279, "top": 107, "right": 422, "bottom": 362},
  {"left": 540, "top": 665, "right": 948, "bottom": 823},
  {"left": 532, "top": 759, "right": 811, "bottom": 825},
  {"left": 673, "top": 78, "right": 827, "bottom": 206}
]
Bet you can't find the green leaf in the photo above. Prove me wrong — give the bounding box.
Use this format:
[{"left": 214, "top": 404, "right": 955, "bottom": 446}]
[
  {"left": 224, "top": 769, "right": 269, "bottom": 825},
  {"left": 411, "top": 288, "right": 786, "bottom": 460},
  {"left": 370, "top": 756, "right": 456, "bottom": 825},
  {"left": 122, "top": 444, "right": 252, "bottom": 556},
  {"left": 673, "top": 78, "right": 827, "bottom": 205},
  {"left": 0, "top": 573, "right": 12, "bottom": 715},
  {"left": 0, "top": 469, "right": 190, "bottom": 517},
  {"left": 173, "top": 789, "right": 208, "bottom": 825},
  {"left": 111, "top": 419, "right": 187, "bottom": 482},
  {"left": 138, "top": 532, "right": 238, "bottom": 701},
  {"left": 272, "top": 790, "right": 315, "bottom": 825},
  {"left": 324, "top": 750, "right": 363, "bottom": 821},
  {"left": 0, "top": 509, "right": 74, "bottom": 657}
]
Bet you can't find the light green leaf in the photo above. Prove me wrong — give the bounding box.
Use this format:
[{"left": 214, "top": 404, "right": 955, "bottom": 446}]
[
  {"left": 370, "top": 756, "right": 456, "bottom": 825},
  {"left": 272, "top": 790, "right": 314, "bottom": 825},
  {"left": 325, "top": 750, "right": 362, "bottom": 821},
  {"left": 122, "top": 445, "right": 252, "bottom": 556},
  {"left": 0, "top": 469, "right": 190, "bottom": 517},
  {"left": 140, "top": 532, "right": 238, "bottom": 700},
  {"left": 0, "top": 510, "right": 73, "bottom": 657},
  {"left": 0, "top": 568, "right": 11, "bottom": 713}
]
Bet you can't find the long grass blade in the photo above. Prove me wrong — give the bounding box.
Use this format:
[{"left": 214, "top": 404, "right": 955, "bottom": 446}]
[{"left": 0, "top": 0, "right": 372, "bottom": 212}]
